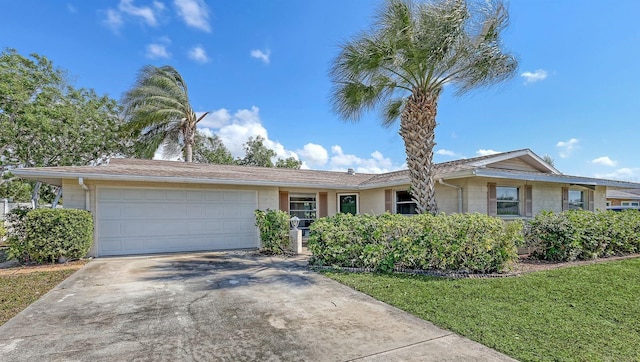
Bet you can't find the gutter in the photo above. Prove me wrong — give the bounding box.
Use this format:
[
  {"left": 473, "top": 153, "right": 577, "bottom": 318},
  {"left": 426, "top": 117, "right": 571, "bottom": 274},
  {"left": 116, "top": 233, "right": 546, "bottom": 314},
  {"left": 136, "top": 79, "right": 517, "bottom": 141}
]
[
  {"left": 438, "top": 179, "right": 462, "bottom": 213},
  {"left": 78, "top": 177, "right": 90, "bottom": 211}
]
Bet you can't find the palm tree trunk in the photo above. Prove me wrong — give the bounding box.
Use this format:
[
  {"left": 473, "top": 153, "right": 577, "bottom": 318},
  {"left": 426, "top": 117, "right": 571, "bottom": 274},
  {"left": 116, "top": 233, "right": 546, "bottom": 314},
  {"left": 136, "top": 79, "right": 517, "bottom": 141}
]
[
  {"left": 184, "top": 124, "right": 194, "bottom": 162},
  {"left": 399, "top": 92, "right": 439, "bottom": 214}
]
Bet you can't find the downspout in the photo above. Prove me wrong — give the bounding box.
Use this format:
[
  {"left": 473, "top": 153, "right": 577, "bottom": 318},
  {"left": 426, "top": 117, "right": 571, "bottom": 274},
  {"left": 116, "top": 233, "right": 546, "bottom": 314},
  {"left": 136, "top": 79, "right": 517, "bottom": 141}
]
[
  {"left": 78, "top": 177, "right": 90, "bottom": 211},
  {"left": 438, "top": 179, "right": 463, "bottom": 213}
]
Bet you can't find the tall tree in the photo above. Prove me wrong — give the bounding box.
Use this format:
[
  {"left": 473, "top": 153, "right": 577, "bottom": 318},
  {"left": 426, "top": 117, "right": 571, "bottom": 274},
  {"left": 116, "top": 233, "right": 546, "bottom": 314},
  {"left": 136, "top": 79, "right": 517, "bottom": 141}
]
[
  {"left": 276, "top": 157, "right": 303, "bottom": 169},
  {"left": 330, "top": 0, "right": 517, "bottom": 213},
  {"left": 193, "top": 131, "right": 234, "bottom": 165},
  {"left": 122, "top": 65, "right": 207, "bottom": 162},
  {"left": 0, "top": 49, "right": 125, "bottom": 201},
  {"left": 236, "top": 136, "right": 277, "bottom": 167}
]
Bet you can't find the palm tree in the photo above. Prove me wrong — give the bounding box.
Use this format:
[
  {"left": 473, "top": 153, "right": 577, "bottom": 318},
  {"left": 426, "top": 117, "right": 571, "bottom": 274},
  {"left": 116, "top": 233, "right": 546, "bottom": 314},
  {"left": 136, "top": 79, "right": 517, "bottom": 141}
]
[
  {"left": 122, "top": 65, "right": 208, "bottom": 162},
  {"left": 330, "top": 0, "right": 517, "bottom": 213}
]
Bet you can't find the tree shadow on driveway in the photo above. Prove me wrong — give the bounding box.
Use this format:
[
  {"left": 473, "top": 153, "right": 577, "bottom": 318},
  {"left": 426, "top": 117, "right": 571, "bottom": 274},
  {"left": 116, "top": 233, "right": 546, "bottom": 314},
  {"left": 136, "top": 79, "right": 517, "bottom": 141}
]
[{"left": 136, "top": 252, "right": 317, "bottom": 291}]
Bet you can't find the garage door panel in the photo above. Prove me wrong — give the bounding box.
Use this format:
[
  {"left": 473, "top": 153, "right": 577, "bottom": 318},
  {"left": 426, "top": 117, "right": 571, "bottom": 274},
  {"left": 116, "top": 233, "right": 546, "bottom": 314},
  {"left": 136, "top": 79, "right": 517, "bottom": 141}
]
[
  {"left": 98, "top": 187, "right": 259, "bottom": 256},
  {"left": 122, "top": 189, "right": 144, "bottom": 200},
  {"left": 186, "top": 190, "right": 205, "bottom": 201},
  {"left": 205, "top": 191, "right": 223, "bottom": 202},
  {"left": 166, "top": 190, "right": 186, "bottom": 200},
  {"left": 205, "top": 205, "right": 224, "bottom": 218}
]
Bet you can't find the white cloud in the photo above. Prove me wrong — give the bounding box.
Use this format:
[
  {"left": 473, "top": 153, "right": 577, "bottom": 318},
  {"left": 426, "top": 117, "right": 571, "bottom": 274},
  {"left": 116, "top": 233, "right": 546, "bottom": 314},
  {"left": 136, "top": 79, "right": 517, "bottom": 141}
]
[
  {"left": 198, "top": 109, "right": 231, "bottom": 129},
  {"left": 250, "top": 49, "right": 271, "bottom": 64},
  {"left": 174, "top": 0, "right": 210, "bottom": 32},
  {"left": 146, "top": 43, "right": 171, "bottom": 59},
  {"left": 595, "top": 168, "right": 640, "bottom": 182},
  {"left": 187, "top": 45, "right": 209, "bottom": 63},
  {"left": 118, "top": 0, "right": 159, "bottom": 26},
  {"left": 103, "top": 9, "right": 124, "bottom": 32},
  {"left": 592, "top": 156, "right": 617, "bottom": 167},
  {"left": 297, "top": 143, "right": 329, "bottom": 167},
  {"left": 521, "top": 69, "right": 548, "bottom": 85},
  {"left": 556, "top": 138, "right": 579, "bottom": 158},
  {"left": 329, "top": 146, "right": 400, "bottom": 174},
  {"left": 199, "top": 106, "right": 296, "bottom": 163},
  {"left": 436, "top": 149, "right": 463, "bottom": 158},
  {"left": 67, "top": 4, "right": 77, "bottom": 13},
  {"left": 476, "top": 149, "right": 500, "bottom": 156}
]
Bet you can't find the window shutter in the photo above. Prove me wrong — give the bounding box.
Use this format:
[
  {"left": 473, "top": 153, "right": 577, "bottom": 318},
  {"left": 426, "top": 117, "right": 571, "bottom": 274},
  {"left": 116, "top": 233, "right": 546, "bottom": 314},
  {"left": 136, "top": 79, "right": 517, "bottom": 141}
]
[
  {"left": 279, "top": 191, "right": 289, "bottom": 213},
  {"left": 562, "top": 187, "right": 569, "bottom": 211},
  {"left": 525, "top": 185, "right": 533, "bottom": 217},
  {"left": 319, "top": 192, "right": 328, "bottom": 218},
  {"left": 588, "top": 190, "right": 595, "bottom": 211},
  {"left": 487, "top": 183, "right": 497, "bottom": 216},
  {"left": 384, "top": 189, "right": 392, "bottom": 213}
]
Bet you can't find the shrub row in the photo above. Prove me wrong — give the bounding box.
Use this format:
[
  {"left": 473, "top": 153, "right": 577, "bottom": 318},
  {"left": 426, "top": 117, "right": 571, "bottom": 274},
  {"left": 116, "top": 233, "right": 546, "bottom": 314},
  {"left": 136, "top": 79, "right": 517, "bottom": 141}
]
[
  {"left": 525, "top": 210, "right": 640, "bottom": 261},
  {"left": 6, "top": 207, "right": 93, "bottom": 264},
  {"left": 308, "top": 213, "right": 523, "bottom": 273},
  {"left": 254, "top": 209, "right": 290, "bottom": 254}
]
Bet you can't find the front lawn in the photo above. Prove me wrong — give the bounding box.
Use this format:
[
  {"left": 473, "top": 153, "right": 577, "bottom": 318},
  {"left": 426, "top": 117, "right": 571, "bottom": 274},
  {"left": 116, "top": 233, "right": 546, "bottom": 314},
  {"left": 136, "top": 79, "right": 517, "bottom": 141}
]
[
  {"left": 0, "top": 269, "right": 78, "bottom": 326},
  {"left": 323, "top": 258, "right": 640, "bottom": 362}
]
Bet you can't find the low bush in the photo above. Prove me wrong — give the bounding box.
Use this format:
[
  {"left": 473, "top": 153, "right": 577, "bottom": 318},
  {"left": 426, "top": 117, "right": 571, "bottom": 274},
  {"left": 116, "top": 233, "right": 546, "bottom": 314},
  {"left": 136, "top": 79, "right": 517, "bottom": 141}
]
[
  {"left": 255, "top": 209, "right": 290, "bottom": 254},
  {"left": 7, "top": 208, "right": 93, "bottom": 264},
  {"left": 308, "top": 213, "right": 522, "bottom": 273},
  {"left": 525, "top": 210, "right": 640, "bottom": 261}
]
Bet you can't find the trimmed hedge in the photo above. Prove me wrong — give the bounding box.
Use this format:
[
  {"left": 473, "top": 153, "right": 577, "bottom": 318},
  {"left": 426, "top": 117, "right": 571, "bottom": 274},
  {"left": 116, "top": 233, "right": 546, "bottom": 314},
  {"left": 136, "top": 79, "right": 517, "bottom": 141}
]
[
  {"left": 525, "top": 210, "right": 640, "bottom": 261},
  {"left": 7, "top": 208, "right": 93, "bottom": 264},
  {"left": 308, "top": 213, "right": 522, "bottom": 273},
  {"left": 255, "top": 209, "right": 290, "bottom": 254}
]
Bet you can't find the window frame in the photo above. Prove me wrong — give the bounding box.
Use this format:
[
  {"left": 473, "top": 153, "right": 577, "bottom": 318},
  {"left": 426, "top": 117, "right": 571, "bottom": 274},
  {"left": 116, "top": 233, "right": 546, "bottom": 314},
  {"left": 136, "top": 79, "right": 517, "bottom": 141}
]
[
  {"left": 621, "top": 201, "right": 640, "bottom": 207},
  {"left": 496, "top": 186, "right": 520, "bottom": 216},
  {"left": 337, "top": 193, "right": 359, "bottom": 215},
  {"left": 568, "top": 190, "right": 584, "bottom": 210},
  {"left": 395, "top": 190, "right": 418, "bottom": 215},
  {"left": 289, "top": 193, "right": 317, "bottom": 234}
]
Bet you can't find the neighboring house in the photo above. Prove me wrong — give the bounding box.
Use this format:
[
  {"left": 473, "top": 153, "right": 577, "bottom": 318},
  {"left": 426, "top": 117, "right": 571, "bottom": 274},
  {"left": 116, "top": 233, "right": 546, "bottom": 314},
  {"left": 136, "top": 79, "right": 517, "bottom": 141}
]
[
  {"left": 606, "top": 189, "right": 640, "bottom": 207},
  {"left": 12, "top": 149, "right": 640, "bottom": 257}
]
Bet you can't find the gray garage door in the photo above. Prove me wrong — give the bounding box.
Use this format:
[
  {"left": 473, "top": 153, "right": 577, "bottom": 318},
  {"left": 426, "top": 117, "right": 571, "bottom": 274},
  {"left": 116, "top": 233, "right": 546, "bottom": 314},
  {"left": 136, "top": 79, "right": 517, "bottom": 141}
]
[{"left": 97, "top": 187, "right": 259, "bottom": 256}]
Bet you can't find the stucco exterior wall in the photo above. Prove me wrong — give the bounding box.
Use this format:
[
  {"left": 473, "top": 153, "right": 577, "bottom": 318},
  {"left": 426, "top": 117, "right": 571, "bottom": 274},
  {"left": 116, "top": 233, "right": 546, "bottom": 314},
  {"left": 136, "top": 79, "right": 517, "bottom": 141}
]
[
  {"left": 359, "top": 189, "right": 385, "bottom": 215},
  {"left": 61, "top": 179, "right": 87, "bottom": 210}
]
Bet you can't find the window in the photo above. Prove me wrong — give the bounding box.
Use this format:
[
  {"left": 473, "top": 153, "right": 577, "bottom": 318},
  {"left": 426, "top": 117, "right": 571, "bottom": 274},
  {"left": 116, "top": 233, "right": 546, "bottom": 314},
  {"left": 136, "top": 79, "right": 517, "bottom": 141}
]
[
  {"left": 338, "top": 194, "right": 358, "bottom": 215},
  {"left": 289, "top": 194, "right": 317, "bottom": 233},
  {"left": 568, "top": 190, "right": 584, "bottom": 210},
  {"left": 497, "top": 187, "right": 519, "bottom": 215},
  {"left": 621, "top": 201, "right": 640, "bottom": 207},
  {"left": 396, "top": 191, "right": 417, "bottom": 215}
]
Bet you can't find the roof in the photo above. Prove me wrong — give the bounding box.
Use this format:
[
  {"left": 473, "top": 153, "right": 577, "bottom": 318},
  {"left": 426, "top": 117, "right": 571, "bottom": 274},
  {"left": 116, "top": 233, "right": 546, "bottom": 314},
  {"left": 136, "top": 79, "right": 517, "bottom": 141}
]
[
  {"left": 606, "top": 189, "right": 640, "bottom": 200},
  {"left": 12, "top": 149, "right": 640, "bottom": 190}
]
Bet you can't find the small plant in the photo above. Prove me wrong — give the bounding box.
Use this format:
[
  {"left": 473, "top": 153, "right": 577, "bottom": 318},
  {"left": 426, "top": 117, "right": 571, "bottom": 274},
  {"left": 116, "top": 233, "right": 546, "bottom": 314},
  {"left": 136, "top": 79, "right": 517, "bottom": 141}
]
[{"left": 255, "top": 209, "right": 290, "bottom": 255}]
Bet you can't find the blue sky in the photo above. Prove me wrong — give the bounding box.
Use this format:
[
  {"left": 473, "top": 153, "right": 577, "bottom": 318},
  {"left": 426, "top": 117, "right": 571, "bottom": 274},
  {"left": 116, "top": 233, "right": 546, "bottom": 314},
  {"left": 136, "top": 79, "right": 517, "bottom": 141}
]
[{"left": 2, "top": 0, "right": 639, "bottom": 180}]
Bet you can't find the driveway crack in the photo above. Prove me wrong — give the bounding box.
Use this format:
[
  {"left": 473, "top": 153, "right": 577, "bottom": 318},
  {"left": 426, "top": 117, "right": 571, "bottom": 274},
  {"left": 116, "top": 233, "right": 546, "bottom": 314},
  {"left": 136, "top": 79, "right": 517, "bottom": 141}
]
[{"left": 344, "top": 333, "right": 455, "bottom": 361}]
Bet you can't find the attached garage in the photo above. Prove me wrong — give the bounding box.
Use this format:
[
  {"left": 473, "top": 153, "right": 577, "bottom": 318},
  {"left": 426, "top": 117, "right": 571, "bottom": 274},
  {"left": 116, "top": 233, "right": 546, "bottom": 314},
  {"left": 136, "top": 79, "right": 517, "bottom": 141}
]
[{"left": 96, "top": 187, "right": 259, "bottom": 256}]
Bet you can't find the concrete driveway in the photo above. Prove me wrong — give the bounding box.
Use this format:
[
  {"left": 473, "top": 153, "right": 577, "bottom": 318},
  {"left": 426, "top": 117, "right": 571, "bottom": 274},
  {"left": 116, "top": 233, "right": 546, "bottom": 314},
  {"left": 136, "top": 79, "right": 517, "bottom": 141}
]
[{"left": 0, "top": 252, "right": 515, "bottom": 361}]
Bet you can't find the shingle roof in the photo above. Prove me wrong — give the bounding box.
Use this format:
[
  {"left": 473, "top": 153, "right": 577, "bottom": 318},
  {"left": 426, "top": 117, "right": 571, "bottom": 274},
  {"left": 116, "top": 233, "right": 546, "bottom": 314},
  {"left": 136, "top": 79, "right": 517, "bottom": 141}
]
[{"left": 12, "top": 149, "right": 640, "bottom": 189}]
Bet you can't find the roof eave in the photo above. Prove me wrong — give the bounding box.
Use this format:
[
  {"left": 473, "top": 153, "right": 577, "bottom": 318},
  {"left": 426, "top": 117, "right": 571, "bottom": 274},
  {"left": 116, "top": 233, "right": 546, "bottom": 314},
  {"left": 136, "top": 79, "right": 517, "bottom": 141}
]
[
  {"left": 474, "top": 169, "right": 640, "bottom": 188},
  {"left": 11, "top": 170, "right": 363, "bottom": 190}
]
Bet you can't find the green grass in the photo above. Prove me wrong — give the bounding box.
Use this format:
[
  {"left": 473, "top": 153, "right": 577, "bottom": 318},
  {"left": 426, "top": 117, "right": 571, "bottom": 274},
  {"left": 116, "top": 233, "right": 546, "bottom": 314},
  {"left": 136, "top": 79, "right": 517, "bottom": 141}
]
[
  {"left": 323, "top": 258, "right": 640, "bottom": 362},
  {"left": 0, "top": 269, "right": 77, "bottom": 326}
]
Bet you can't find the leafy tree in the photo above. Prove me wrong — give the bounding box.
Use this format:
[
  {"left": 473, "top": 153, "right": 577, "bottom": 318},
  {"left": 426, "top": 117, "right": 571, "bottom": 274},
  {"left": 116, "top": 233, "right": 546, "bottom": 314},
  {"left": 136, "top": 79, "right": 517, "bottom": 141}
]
[
  {"left": 542, "top": 154, "right": 555, "bottom": 167},
  {"left": 236, "top": 136, "right": 277, "bottom": 167},
  {"left": 193, "top": 131, "right": 234, "bottom": 165},
  {"left": 122, "top": 65, "right": 208, "bottom": 162},
  {"left": 330, "top": 0, "right": 517, "bottom": 213},
  {"left": 0, "top": 49, "right": 125, "bottom": 202},
  {"left": 276, "top": 157, "right": 303, "bottom": 169}
]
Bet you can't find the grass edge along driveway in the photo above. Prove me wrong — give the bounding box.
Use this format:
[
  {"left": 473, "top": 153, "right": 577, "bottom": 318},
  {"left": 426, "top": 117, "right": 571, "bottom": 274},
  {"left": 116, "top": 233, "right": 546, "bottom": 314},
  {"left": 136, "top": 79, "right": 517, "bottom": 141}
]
[
  {"left": 0, "top": 269, "right": 79, "bottom": 326},
  {"left": 323, "top": 258, "right": 640, "bottom": 362}
]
